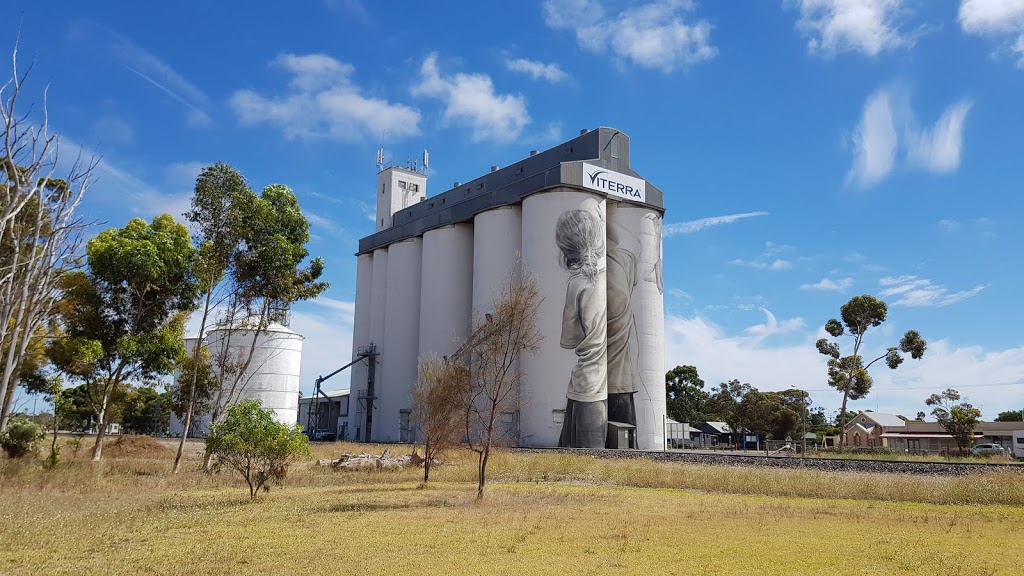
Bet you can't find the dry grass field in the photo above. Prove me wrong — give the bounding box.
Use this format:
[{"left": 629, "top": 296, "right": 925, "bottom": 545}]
[{"left": 2, "top": 439, "right": 1022, "bottom": 576}]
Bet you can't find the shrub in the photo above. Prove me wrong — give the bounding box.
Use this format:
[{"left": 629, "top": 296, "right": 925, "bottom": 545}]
[
  {"left": 1, "top": 418, "right": 46, "bottom": 458},
  {"left": 205, "top": 400, "right": 310, "bottom": 499}
]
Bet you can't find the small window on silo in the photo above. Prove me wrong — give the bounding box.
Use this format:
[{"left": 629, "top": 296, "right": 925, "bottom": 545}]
[{"left": 399, "top": 180, "right": 407, "bottom": 189}]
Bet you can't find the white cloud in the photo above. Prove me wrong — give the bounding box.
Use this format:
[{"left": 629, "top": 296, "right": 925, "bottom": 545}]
[
  {"left": 879, "top": 275, "right": 987, "bottom": 307},
  {"left": 411, "top": 53, "right": 530, "bottom": 143},
  {"left": 729, "top": 241, "right": 794, "bottom": 271},
  {"left": 664, "top": 313, "right": 1024, "bottom": 419},
  {"left": 744, "top": 308, "right": 806, "bottom": 339},
  {"left": 848, "top": 86, "right": 972, "bottom": 187},
  {"left": 792, "top": 0, "right": 914, "bottom": 57},
  {"left": 506, "top": 58, "right": 569, "bottom": 83},
  {"left": 800, "top": 277, "right": 853, "bottom": 291},
  {"left": 72, "top": 20, "right": 212, "bottom": 127},
  {"left": 669, "top": 287, "right": 693, "bottom": 301},
  {"left": 731, "top": 258, "right": 793, "bottom": 271},
  {"left": 664, "top": 211, "right": 769, "bottom": 237},
  {"left": 938, "top": 218, "right": 962, "bottom": 232},
  {"left": 848, "top": 88, "right": 899, "bottom": 186},
  {"left": 231, "top": 53, "right": 421, "bottom": 141},
  {"left": 959, "top": 0, "right": 1024, "bottom": 67},
  {"left": 905, "top": 101, "right": 973, "bottom": 173},
  {"left": 542, "top": 0, "right": 716, "bottom": 72}
]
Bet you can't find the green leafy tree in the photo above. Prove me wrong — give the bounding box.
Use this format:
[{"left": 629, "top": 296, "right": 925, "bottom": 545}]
[
  {"left": 120, "top": 386, "right": 171, "bottom": 435},
  {"left": 665, "top": 365, "right": 709, "bottom": 424},
  {"left": 204, "top": 399, "right": 310, "bottom": 500},
  {"left": 815, "top": 295, "right": 926, "bottom": 449},
  {"left": 994, "top": 410, "right": 1022, "bottom": 422},
  {"left": 174, "top": 162, "right": 250, "bottom": 473},
  {"left": 0, "top": 416, "right": 45, "bottom": 457},
  {"left": 202, "top": 182, "right": 327, "bottom": 470},
  {"left": 705, "top": 379, "right": 752, "bottom": 442},
  {"left": 926, "top": 388, "right": 982, "bottom": 456},
  {"left": 48, "top": 214, "right": 199, "bottom": 460}
]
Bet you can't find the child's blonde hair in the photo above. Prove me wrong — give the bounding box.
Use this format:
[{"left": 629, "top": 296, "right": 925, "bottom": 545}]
[{"left": 555, "top": 209, "right": 604, "bottom": 279}]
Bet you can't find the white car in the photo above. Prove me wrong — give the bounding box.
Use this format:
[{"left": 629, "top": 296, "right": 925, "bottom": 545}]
[{"left": 970, "top": 443, "right": 1006, "bottom": 456}]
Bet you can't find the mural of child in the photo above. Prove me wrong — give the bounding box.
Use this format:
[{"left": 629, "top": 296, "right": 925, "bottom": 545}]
[
  {"left": 606, "top": 206, "right": 642, "bottom": 448},
  {"left": 555, "top": 202, "right": 608, "bottom": 448}
]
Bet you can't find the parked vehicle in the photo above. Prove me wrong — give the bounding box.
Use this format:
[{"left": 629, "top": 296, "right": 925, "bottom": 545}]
[
  {"left": 310, "top": 429, "right": 336, "bottom": 442},
  {"left": 1013, "top": 431, "right": 1024, "bottom": 459},
  {"left": 970, "top": 443, "right": 1007, "bottom": 456}
]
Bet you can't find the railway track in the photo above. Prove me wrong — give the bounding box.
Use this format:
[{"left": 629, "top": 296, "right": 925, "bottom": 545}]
[{"left": 517, "top": 446, "right": 1024, "bottom": 476}]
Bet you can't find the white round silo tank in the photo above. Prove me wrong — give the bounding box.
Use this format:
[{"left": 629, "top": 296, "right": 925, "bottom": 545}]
[
  {"left": 347, "top": 252, "right": 374, "bottom": 439},
  {"left": 206, "top": 322, "right": 304, "bottom": 426},
  {"left": 419, "top": 224, "right": 473, "bottom": 359},
  {"left": 608, "top": 203, "right": 666, "bottom": 450},
  {"left": 472, "top": 206, "right": 523, "bottom": 442},
  {"left": 380, "top": 237, "right": 422, "bottom": 442},
  {"left": 472, "top": 206, "right": 522, "bottom": 316},
  {"left": 521, "top": 189, "right": 607, "bottom": 448}
]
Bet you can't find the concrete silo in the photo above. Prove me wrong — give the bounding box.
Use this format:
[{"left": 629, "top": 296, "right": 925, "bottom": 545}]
[
  {"left": 351, "top": 127, "right": 666, "bottom": 450},
  {"left": 380, "top": 238, "right": 422, "bottom": 442},
  {"left": 419, "top": 224, "right": 474, "bottom": 359},
  {"left": 521, "top": 189, "right": 607, "bottom": 448},
  {"left": 471, "top": 205, "right": 523, "bottom": 441},
  {"left": 346, "top": 252, "right": 374, "bottom": 441},
  {"left": 607, "top": 203, "right": 666, "bottom": 450}
]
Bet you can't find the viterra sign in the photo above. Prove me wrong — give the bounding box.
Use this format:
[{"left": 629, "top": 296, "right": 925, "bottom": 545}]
[{"left": 581, "top": 162, "right": 646, "bottom": 204}]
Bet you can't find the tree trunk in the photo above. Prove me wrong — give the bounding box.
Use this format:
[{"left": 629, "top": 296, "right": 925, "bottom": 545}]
[
  {"left": 202, "top": 445, "right": 215, "bottom": 471},
  {"left": 172, "top": 396, "right": 194, "bottom": 474},
  {"left": 0, "top": 380, "right": 15, "bottom": 432},
  {"left": 91, "top": 391, "right": 111, "bottom": 461},
  {"left": 477, "top": 446, "right": 489, "bottom": 500},
  {"left": 837, "top": 389, "right": 850, "bottom": 451},
  {"left": 423, "top": 440, "right": 431, "bottom": 483},
  {"left": 49, "top": 414, "right": 59, "bottom": 464}
]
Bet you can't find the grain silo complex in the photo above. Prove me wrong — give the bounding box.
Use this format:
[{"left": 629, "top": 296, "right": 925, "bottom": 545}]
[
  {"left": 348, "top": 127, "right": 666, "bottom": 449},
  {"left": 170, "top": 320, "right": 304, "bottom": 437}
]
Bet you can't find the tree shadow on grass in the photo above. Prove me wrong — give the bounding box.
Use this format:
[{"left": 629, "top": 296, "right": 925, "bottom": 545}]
[{"left": 325, "top": 498, "right": 459, "bottom": 513}]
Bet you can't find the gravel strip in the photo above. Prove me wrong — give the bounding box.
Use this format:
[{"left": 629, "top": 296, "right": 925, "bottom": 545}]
[{"left": 517, "top": 447, "right": 1024, "bottom": 476}]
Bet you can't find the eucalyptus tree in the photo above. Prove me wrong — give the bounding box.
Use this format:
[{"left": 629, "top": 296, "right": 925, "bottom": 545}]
[
  {"left": 665, "top": 365, "right": 708, "bottom": 424},
  {"left": 48, "top": 214, "right": 199, "bottom": 460},
  {"left": 0, "top": 43, "right": 93, "bottom": 431},
  {"left": 173, "top": 162, "right": 249, "bottom": 473},
  {"left": 815, "top": 295, "right": 926, "bottom": 449},
  {"left": 926, "top": 388, "right": 981, "bottom": 456},
  {"left": 201, "top": 182, "right": 327, "bottom": 470}
]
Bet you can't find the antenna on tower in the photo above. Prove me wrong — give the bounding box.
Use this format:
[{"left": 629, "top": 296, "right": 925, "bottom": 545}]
[
  {"left": 422, "top": 149, "right": 429, "bottom": 170},
  {"left": 375, "top": 147, "right": 384, "bottom": 170}
]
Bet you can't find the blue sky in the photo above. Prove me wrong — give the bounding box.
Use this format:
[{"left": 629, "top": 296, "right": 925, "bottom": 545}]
[{"left": 6, "top": 0, "right": 1024, "bottom": 421}]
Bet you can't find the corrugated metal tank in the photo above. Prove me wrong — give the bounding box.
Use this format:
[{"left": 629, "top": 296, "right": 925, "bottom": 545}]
[
  {"left": 608, "top": 203, "right": 666, "bottom": 450},
  {"left": 346, "top": 252, "right": 374, "bottom": 440},
  {"left": 419, "top": 224, "right": 474, "bottom": 358},
  {"left": 520, "top": 189, "right": 607, "bottom": 447},
  {"left": 380, "top": 237, "right": 422, "bottom": 442},
  {"left": 472, "top": 206, "right": 523, "bottom": 441},
  {"left": 206, "top": 322, "right": 304, "bottom": 425}
]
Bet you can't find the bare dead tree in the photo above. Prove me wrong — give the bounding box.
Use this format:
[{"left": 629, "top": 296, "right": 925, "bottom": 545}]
[
  {"left": 412, "top": 354, "right": 469, "bottom": 483},
  {"left": 463, "top": 258, "right": 541, "bottom": 499},
  {"left": 0, "top": 39, "right": 94, "bottom": 430}
]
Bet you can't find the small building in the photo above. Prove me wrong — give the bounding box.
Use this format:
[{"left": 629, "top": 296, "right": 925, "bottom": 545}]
[
  {"left": 882, "top": 421, "right": 1022, "bottom": 454},
  {"left": 843, "top": 412, "right": 907, "bottom": 448},
  {"left": 297, "top": 390, "right": 350, "bottom": 440},
  {"left": 695, "top": 421, "right": 735, "bottom": 448}
]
